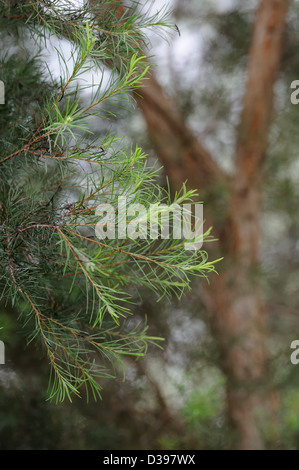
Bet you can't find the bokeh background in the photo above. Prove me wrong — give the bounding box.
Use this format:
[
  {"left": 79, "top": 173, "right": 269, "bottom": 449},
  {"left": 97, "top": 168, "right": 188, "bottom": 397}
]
[{"left": 1, "top": 0, "right": 299, "bottom": 450}]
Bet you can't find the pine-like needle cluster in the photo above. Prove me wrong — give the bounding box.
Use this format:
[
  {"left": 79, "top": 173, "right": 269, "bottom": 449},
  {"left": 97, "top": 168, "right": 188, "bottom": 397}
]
[{"left": 0, "top": 0, "right": 219, "bottom": 401}]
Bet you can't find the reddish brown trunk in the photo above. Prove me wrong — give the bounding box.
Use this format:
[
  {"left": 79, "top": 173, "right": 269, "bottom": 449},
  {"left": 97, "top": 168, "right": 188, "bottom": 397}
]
[
  {"left": 214, "top": 0, "right": 289, "bottom": 449},
  {"left": 231, "top": 0, "right": 289, "bottom": 263},
  {"left": 92, "top": 0, "right": 290, "bottom": 449},
  {"left": 204, "top": 266, "right": 269, "bottom": 449},
  {"left": 131, "top": 0, "right": 289, "bottom": 449}
]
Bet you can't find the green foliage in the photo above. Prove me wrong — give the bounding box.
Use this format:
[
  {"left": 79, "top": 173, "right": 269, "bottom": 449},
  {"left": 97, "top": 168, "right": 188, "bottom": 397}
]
[{"left": 0, "top": 0, "right": 217, "bottom": 402}]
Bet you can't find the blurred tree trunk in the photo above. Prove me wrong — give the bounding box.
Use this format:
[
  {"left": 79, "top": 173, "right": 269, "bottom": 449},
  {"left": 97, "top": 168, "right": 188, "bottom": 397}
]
[{"left": 128, "top": 0, "right": 289, "bottom": 449}]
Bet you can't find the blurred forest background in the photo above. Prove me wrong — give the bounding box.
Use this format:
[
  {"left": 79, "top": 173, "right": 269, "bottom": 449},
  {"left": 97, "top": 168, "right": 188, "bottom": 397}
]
[{"left": 1, "top": 0, "right": 299, "bottom": 450}]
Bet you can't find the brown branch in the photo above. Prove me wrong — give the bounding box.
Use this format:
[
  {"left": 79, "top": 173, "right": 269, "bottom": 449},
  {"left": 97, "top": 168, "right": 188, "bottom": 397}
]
[
  {"left": 234, "top": 0, "right": 289, "bottom": 189},
  {"left": 133, "top": 72, "right": 227, "bottom": 193},
  {"left": 229, "top": 0, "right": 289, "bottom": 262}
]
